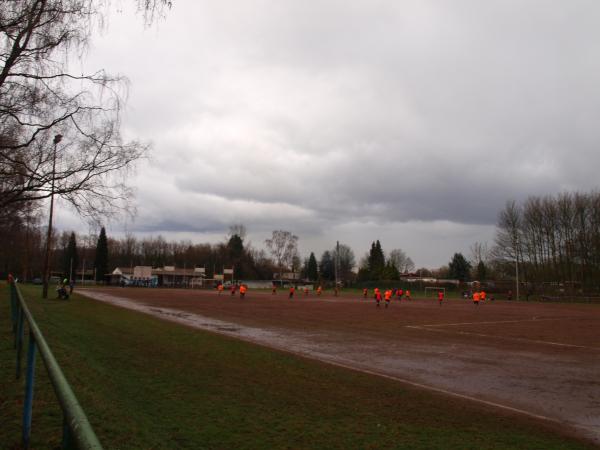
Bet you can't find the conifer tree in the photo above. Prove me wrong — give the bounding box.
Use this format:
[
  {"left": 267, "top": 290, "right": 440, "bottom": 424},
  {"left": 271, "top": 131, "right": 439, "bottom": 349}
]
[
  {"left": 367, "top": 240, "right": 386, "bottom": 279},
  {"left": 319, "top": 251, "right": 335, "bottom": 281},
  {"left": 448, "top": 253, "right": 471, "bottom": 282},
  {"left": 307, "top": 252, "right": 319, "bottom": 281},
  {"left": 63, "top": 232, "right": 78, "bottom": 281},
  {"left": 95, "top": 227, "right": 109, "bottom": 283}
]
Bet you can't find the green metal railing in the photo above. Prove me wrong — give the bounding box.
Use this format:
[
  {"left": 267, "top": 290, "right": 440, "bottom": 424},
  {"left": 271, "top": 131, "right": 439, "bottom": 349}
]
[{"left": 8, "top": 281, "right": 103, "bottom": 449}]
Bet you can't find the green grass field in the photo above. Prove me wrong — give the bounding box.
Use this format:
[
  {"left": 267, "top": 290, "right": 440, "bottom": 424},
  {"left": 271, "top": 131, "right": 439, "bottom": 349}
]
[{"left": 1, "top": 283, "right": 596, "bottom": 449}]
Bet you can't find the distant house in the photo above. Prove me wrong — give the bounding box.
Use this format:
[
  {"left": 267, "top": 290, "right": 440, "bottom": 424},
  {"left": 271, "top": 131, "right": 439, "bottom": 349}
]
[
  {"left": 109, "top": 266, "right": 206, "bottom": 287},
  {"left": 153, "top": 266, "right": 204, "bottom": 287},
  {"left": 109, "top": 267, "right": 133, "bottom": 285}
]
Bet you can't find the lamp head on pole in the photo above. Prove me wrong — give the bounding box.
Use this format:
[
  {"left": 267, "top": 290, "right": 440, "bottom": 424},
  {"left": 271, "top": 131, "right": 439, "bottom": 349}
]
[{"left": 53, "top": 134, "right": 63, "bottom": 144}]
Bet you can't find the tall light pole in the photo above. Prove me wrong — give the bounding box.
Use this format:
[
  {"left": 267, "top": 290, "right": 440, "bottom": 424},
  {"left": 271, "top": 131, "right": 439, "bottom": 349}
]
[
  {"left": 514, "top": 234, "right": 520, "bottom": 302},
  {"left": 334, "top": 241, "right": 340, "bottom": 296},
  {"left": 42, "top": 134, "right": 62, "bottom": 299}
]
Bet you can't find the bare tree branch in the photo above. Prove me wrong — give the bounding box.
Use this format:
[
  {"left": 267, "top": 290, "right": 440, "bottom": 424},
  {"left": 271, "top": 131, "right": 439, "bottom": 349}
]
[{"left": 0, "top": 0, "right": 168, "bottom": 220}]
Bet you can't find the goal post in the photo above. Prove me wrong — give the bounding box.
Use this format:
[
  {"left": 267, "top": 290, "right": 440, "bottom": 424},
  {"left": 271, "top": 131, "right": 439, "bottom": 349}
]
[{"left": 424, "top": 287, "right": 445, "bottom": 297}]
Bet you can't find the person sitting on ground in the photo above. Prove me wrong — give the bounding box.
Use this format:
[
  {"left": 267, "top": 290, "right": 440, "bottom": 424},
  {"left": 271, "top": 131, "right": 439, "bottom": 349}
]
[{"left": 57, "top": 279, "right": 69, "bottom": 300}]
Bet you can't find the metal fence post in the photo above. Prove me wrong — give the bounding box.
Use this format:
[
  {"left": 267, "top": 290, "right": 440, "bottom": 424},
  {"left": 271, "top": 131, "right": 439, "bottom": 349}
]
[
  {"left": 62, "top": 415, "right": 73, "bottom": 449},
  {"left": 10, "top": 283, "right": 15, "bottom": 323},
  {"left": 11, "top": 284, "right": 18, "bottom": 346},
  {"left": 22, "top": 331, "right": 37, "bottom": 449},
  {"left": 16, "top": 306, "right": 24, "bottom": 379}
]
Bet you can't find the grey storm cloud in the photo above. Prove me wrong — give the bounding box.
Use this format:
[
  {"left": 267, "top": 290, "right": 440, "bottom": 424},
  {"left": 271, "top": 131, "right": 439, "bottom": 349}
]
[{"left": 66, "top": 0, "right": 600, "bottom": 266}]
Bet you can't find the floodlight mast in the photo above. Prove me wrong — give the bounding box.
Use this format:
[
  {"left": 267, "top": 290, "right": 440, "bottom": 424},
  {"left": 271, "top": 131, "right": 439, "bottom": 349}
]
[
  {"left": 42, "top": 134, "right": 63, "bottom": 299},
  {"left": 515, "top": 234, "right": 520, "bottom": 301},
  {"left": 335, "top": 241, "right": 340, "bottom": 295}
]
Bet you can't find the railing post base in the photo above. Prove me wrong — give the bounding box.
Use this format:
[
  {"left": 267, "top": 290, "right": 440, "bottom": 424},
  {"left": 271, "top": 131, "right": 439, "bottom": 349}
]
[
  {"left": 62, "top": 415, "right": 73, "bottom": 449},
  {"left": 16, "top": 306, "right": 24, "bottom": 379},
  {"left": 22, "top": 332, "right": 37, "bottom": 449}
]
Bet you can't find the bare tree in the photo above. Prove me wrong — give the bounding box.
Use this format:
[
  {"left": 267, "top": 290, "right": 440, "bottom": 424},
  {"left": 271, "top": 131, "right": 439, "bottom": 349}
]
[
  {"left": 228, "top": 223, "right": 247, "bottom": 240},
  {"left": 388, "top": 248, "right": 415, "bottom": 273},
  {"left": 331, "top": 243, "right": 356, "bottom": 281},
  {"left": 491, "top": 191, "right": 600, "bottom": 291},
  {"left": 493, "top": 200, "right": 522, "bottom": 261},
  {"left": 265, "top": 230, "right": 298, "bottom": 278},
  {"left": 469, "top": 242, "right": 489, "bottom": 267},
  {"left": 0, "top": 0, "right": 171, "bottom": 219}
]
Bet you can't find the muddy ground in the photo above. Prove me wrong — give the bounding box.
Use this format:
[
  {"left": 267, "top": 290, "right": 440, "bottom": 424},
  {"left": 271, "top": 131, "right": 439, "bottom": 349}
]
[{"left": 79, "top": 287, "right": 600, "bottom": 443}]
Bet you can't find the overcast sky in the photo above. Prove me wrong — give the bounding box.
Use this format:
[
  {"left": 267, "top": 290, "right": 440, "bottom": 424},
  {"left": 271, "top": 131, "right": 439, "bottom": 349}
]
[{"left": 56, "top": 0, "right": 600, "bottom": 268}]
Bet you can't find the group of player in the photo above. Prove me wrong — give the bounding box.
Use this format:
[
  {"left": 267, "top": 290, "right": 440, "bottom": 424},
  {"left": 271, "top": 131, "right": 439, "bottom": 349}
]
[
  {"left": 368, "top": 287, "right": 489, "bottom": 307},
  {"left": 471, "top": 290, "right": 488, "bottom": 305},
  {"left": 369, "top": 287, "right": 412, "bottom": 308},
  {"left": 278, "top": 284, "right": 325, "bottom": 299},
  {"left": 217, "top": 283, "right": 248, "bottom": 298},
  {"left": 216, "top": 283, "right": 489, "bottom": 306}
]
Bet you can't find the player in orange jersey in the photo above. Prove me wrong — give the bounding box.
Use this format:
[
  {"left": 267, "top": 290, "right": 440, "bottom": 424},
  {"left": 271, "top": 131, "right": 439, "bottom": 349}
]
[
  {"left": 217, "top": 284, "right": 224, "bottom": 295},
  {"left": 230, "top": 284, "right": 236, "bottom": 296},
  {"left": 437, "top": 289, "right": 444, "bottom": 306},
  {"left": 289, "top": 286, "right": 295, "bottom": 299},
  {"left": 405, "top": 290, "right": 411, "bottom": 300},
  {"left": 384, "top": 289, "right": 392, "bottom": 308},
  {"left": 317, "top": 285, "right": 322, "bottom": 296},
  {"left": 304, "top": 286, "right": 309, "bottom": 296},
  {"left": 473, "top": 291, "right": 481, "bottom": 306},
  {"left": 480, "top": 290, "right": 486, "bottom": 303},
  {"left": 239, "top": 284, "right": 247, "bottom": 299},
  {"left": 374, "top": 287, "right": 380, "bottom": 300},
  {"left": 375, "top": 289, "right": 382, "bottom": 307},
  {"left": 363, "top": 288, "right": 368, "bottom": 299},
  {"left": 397, "top": 288, "right": 403, "bottom": 300}
]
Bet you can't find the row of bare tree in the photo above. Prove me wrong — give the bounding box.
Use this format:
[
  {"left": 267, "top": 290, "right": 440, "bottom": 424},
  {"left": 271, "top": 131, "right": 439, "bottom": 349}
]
[
  {"left": 494, "top": 191, "right": 600, "bottom": 289},
  {"left": 0, "top": 222, "right": 279, "bottom": 282}
]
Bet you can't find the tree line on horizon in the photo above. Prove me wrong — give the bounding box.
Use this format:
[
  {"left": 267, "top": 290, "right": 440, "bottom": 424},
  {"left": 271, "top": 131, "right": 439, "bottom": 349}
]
[
  {"left": 3, "top": 188, "right": 600, "bottom": 290},
  {"left": 0, "top": 219, "right": 419, "bottom": 285},
  {"left": 0, "top": 214, "right": 488, "bottom": 286},
  {"left": 493, "top": 191, "right": 600, "bottom": 290}
]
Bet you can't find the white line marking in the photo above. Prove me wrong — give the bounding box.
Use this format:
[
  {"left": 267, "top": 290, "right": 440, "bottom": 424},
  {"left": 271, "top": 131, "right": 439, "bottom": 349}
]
[
  {"left": 416, "top": 318, "right": 557, "bottom": 327},
  {"left": 406, "top": 325, "right": 599, "bottom": 350}
]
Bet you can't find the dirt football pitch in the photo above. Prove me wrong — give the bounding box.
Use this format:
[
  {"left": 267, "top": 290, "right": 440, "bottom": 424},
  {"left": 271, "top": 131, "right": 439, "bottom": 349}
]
[{"left": 80, "top": 287, "right": 600, "bottom": 443}]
